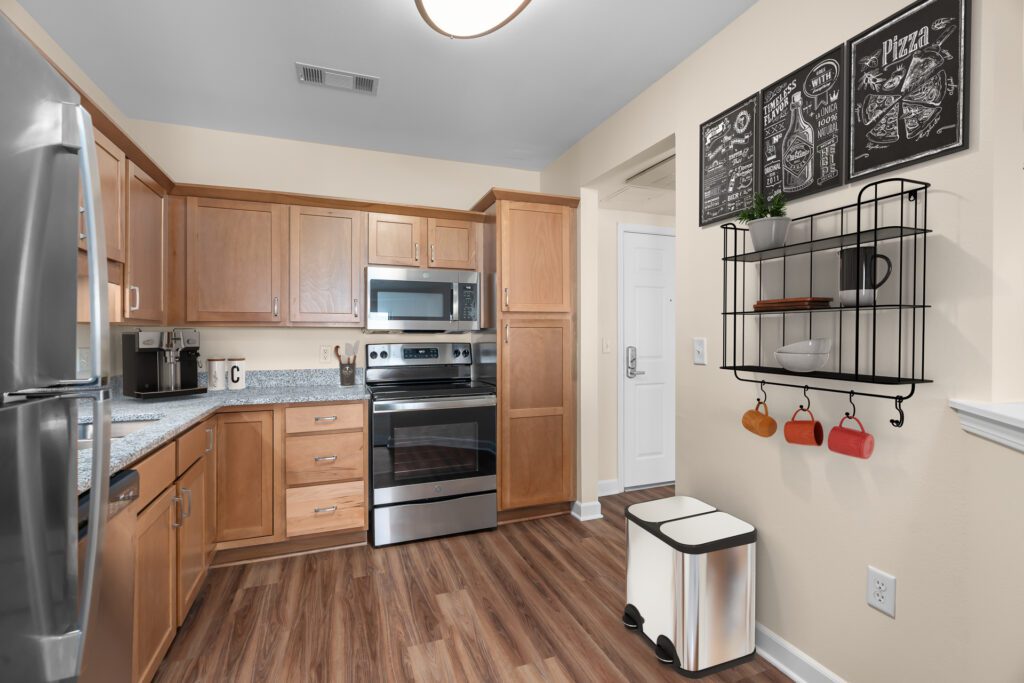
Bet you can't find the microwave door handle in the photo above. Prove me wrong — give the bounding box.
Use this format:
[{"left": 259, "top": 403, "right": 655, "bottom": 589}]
[{"left": 451, "top": 282, "right": 459, "bottom": 323}]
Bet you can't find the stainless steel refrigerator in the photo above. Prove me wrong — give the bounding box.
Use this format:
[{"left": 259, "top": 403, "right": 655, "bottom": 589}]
[{"left": 0, "top": 13, "right": 113, "bottom": 682}]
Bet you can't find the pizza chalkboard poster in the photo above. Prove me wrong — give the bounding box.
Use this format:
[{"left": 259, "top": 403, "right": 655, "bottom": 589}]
[
  {"left": 699, "top": 95, "right": 758, "bottom": 226},
  {"left": 759, "top": 45, "right": 847, "bottom": 202},
  {"left": 848, "top": 0, "right": 970, "bottom": 180}
]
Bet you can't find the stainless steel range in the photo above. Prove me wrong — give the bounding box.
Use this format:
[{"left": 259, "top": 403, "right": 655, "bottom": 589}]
[{"left": 366, "top": 342, "right": 496, "bottom": 546}]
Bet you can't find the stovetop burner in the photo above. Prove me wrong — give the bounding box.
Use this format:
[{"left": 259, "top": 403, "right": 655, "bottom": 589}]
[{"left": 368, "top": 381, "right": 496, "bottom": 401}]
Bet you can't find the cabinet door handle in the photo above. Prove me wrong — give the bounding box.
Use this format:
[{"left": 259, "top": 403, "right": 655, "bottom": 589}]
[
  {"left": 79, "top": 206, "right": 86, "bottom": 240},
  {"left": 353, "top": 298, "right": 359, "bottom": 318},
  {"left": 129, "top": 285, "right": 140, "bottom": 312},
  {"left": 430, "top": 244, "right": 436, "bottom": 263},
  {"left": 172, "top": 496, "right": 183, "bottom": 528},
  {"left": 182, "top": 488, "right": 193, "bottom": 518},
  {"left": 314, "top": 505, "right": 337, "bottom": 514},
  {"left": 504, "top": 322, "right": 510, "bottom": 344},
  {"left": 272, "top": 296, "right": 280, "bottom": 317},
  {"left": 205, "top": 427, "right": 214, "bottom": 453},
  {"left": 414, "top": 243, "right": 420, "bottom": 262},
  {"left": 504, "top": 288, "right": 509, "bottom": 309},
  {"left": 313, "top": 455, "right": 338, "bottom": 463},
  {"left": 314, "top": 415, "right": 338, "bottom": 423}
]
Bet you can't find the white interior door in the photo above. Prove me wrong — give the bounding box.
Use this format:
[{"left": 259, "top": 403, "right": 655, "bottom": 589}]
[{"left": 621, "top": 229, "right": 676, "bottom": 488}]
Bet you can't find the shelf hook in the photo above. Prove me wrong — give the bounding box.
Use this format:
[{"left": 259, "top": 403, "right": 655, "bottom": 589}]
[
  {"left": 890, "top": 396, "right": 905, "bottom": 428},
  {"left": 758, "top": 380, "right": 767, "bottom": 404},
  {"left": 845, "top": 391, "right": 857, "bottom": 419},
  {"left": 800, "top": 385, "right": 811, "bottom": 411}
]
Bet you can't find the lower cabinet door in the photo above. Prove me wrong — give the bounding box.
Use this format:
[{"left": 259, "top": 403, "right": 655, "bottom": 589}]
[
  {"left": 133, "top": 486, "right": 178, "bottom": 683},
  {"left": 176, "top": 456, "right": 208, "bottom": 625},
  {"left": 216, "top": 411, "right": 274, "bottom": 542}
]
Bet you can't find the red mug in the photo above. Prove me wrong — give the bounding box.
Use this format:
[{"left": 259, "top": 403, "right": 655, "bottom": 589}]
[
  {"left": 784, "top": 408, "right": 823, "bottom": 446},
  {"left": 828, "top": 416, "right": 874, "bottom": 459}
]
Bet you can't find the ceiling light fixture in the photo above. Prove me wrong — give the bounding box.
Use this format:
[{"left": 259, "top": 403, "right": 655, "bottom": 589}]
[{"left": 416, "top": 0, "right": 532, "bottom": 39}]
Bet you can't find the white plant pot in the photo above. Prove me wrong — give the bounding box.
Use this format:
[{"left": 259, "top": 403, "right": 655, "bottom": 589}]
[{"left": 747, "top": 217, "right": 791, "bottom": 251}]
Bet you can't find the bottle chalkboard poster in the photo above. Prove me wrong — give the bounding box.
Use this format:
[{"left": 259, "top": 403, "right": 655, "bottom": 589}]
[
  {"left": 699, "top": 95, "right": 758, "bottom": 226},
  {"left": 848, "top": 0, "right": 970, "bottom": 180},
  {"left": 758, "top": 45, "right": 847, "bottom": 202}
]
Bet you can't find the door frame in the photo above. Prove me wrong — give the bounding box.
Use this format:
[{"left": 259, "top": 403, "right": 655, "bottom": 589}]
[{"left": 617, "top": 223, "right": 676, "bottom": 492}]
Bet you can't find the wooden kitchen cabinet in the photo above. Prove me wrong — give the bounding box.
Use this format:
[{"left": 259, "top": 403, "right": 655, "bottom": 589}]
[
  {"left": 427, "top": 218, "right": 478, "bottom": 269},
  {"left": 78, "top": 127, "right": 127, "bottom": 262},
  {"left": 125, "top": 161, "right": 166, "bottom": 323},
  {"left": 499, "top": 318, "right": 574, "bottom": 510},
  {"left": 186, "top": 197, "right": 288, "bottom": 323},
  {"left": 215, "top": 411, "right": 274, "bottom": 542},
  {"left": 175, "top": 456, "right": 208, "bottom": 625},
  {"left": 133, "top": 486, "right": 177, "bottom": 683},
  {"left": 367, "top": 212, "right": 427, "bottom": 267},
  {"left": 289, "top": 206, "right": 365, "bottom": 324},
  {"left": 499, "top": 202, "right": 573, "bottom": 313}
]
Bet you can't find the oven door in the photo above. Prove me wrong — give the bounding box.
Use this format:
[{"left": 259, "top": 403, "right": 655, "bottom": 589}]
[
  {"left": 366, "top": 267, "right": 458, "bottom": 332},
  {"left": 371, "top": 395, "right": 496, "bottom": 505}
]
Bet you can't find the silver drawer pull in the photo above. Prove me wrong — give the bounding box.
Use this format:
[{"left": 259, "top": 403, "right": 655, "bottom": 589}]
[
  {"left": 314, "top": 505, "right": 337, "bottom": 514},
  {"left": 313, "top": 455, "right": 337, "bottom": 463},
  {"left": 314, "top": 415, "right": 337, "bottom": 423}
]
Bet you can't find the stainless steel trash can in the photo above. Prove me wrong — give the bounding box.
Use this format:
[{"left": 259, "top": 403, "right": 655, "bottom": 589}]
[{"left": 623, "top": 497, "right": 715, "bottom": 651}]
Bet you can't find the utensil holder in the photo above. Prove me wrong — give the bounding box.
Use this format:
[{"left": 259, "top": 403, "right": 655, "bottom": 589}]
[{"left": 339, "top": 362, "right": 356, "bottom": 386}]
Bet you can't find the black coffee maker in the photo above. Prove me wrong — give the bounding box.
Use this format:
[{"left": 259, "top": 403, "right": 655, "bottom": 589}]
[{"left": 122, "top": 328, "right": 207, "bottom": 399}]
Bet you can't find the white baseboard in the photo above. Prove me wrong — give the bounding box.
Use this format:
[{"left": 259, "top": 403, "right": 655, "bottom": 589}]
[
  {"left": 597, "top": 479, "right": 623, "bottom": 497},
  {"left": 755, "top": 623, "right": 845, "bottom": 683},
  {"left": 571, "top": 500, "right": 603, "bottom": 521}
]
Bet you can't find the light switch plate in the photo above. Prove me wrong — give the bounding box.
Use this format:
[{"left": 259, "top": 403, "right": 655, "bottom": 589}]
[
  {"left": 693, "top": 338, "right": 707, "bottom": 365},
  {"left": 602, "top": 338, "right": 612, "bottom": 354}
]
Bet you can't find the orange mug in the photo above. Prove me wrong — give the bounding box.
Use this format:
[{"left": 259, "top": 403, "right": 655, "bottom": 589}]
[
  {"left": 784, "top": 408, "right": 823, "bottom": 446},
  {"left": 742, "top": 400, "right": 777, "bottom": 437},
  {"left": 827, "top": 416, "right": 874, "bottom": 459}
]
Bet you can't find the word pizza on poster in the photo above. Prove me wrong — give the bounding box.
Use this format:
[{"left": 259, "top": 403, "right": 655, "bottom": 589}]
[
  {"left": 759, "top": 45, "right": 847, "bottom": 202},
  {"left": 848, "top": 0, "right": 970, "bottom": 179},
  {"left": 699, "top": 95, "right": 758, "bottom": 226}
]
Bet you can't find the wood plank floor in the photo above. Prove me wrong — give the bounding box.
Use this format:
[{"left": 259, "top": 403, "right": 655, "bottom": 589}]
[{"left": 155, "top": 487, "right": 787, "bottom": 682}]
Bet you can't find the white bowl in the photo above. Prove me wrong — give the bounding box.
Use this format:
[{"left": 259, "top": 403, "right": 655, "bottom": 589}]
[
  {"left": 747, "top": 217, "right": 791, "bottom": 251},
  {"left": 774, "top": 338, "right": 832, "bottom": 373}
]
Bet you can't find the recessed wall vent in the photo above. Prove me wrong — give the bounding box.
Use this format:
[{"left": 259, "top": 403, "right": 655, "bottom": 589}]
[
  {"left": 295, "top": 62, "right": 379, "bottom": 95},
  {"left": 625, "top": 155, "right": 675, "bottom": 190}
]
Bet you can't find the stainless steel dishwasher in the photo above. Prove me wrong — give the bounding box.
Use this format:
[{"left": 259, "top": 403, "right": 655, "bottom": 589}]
[{"left": 77, "top": 469, "right": 140, "bottom": 683}]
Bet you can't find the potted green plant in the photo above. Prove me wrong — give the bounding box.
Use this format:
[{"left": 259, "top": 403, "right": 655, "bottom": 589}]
[{"left": 738, "top": 192, "right": 789, "bottom": 251}]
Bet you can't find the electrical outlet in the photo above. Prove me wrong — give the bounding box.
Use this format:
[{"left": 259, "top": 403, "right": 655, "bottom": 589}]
[
  {"left": 318, "top": 345, "right": 332, "bottom": 364},
  {"left": 867, "top": 566, "right": 896, "bottom": 618},
  {"left": 77, "top": 348, "right": 90, "bottom": 375},
  {"left": 693, "top": 337, "right": 707, "bottom": 365}
]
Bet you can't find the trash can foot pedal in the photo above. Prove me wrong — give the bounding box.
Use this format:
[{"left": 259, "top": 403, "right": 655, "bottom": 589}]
[
  {"left": 622, "top": 604, "right": 643, "bottom": 630},
  {"left": 655, "top": 636, "right": 677, "bottom": 664}
]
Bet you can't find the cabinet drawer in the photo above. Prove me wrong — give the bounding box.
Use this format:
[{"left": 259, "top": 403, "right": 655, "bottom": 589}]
[
  {"left": 286, "top": 481, "right": 365, "bottom": 537},
  {"left": 285, "top": 403, "right": 363, "bottom": 434},
  {"left": 285, "top": 432, "right": 364, "bottom": 486},
  {"left": 176, "top": 418, "right": 215, "bottom": 476}
]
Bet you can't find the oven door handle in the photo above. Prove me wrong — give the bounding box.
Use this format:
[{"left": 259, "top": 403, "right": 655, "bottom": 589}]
[{"left": 372, "top": 396, "right": 496, "bottom": 413}]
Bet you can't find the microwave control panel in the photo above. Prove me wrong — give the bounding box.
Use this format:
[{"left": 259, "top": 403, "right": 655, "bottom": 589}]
[{"left": 458, "top": 283, "right": 478, "bottom": 322}]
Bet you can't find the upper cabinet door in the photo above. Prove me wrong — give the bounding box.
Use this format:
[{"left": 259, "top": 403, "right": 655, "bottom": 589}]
[
  {"left": 289, "top": 206, "right": 365, "bottom": 324},
  {"left": 367, "top": 213, "right": 426, "bottom": 267},
  {"left": 428, "top": 218, "right": 478, "bottom": 270},
  {"left": 78, "top": 128, "right": 127, "bottom": 262},
  {"left": 186, "top": 197, "right": 288, "bottom": 323},
  {"left": 500, "top": 202, "right": 573, "bottom": 313},
  {"left": 124, "top": 161, "right": 166, "bottom": 323}
]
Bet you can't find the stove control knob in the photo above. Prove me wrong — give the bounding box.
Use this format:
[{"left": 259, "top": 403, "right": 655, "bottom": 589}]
[
  {"left": 380, "top": 351, "right": 389, "bottom": 359},
  {"left": 369, "top": 351, "right": 378, "bottom": 359},
  {"left": 452, "top": 349, "right": 461, "bottom": 358}
]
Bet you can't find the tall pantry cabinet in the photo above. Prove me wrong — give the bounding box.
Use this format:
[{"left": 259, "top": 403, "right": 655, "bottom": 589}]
[{"left": 475, "top": 191, "right": 578, "bottom": 512}]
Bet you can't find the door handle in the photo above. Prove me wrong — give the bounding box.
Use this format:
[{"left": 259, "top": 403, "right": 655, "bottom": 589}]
[
  {"left": 504, "top": 322, "right": 510, "bottom": 344},
  {"left": 626, "top": 346, "right": 645, "bottom": 378},
  {"left": 182, "top": 488, "right": 193, "bottom": 518},
  {"left": 205, "top": 427, "right": 214, "bottom": 453},
  {"left": 313, "top": 455, "right": 338, "bottom": 463},
  {"left": 504, "top": 287, "right": 510, "bottom": 309},
  {"left": 353, "top": 298, "right": 359, "bottom": 318},
  {"left": 128, "top": 285, "right": 140, "bottom": 312},
  {"left": 430, "top": 243, "right": 436, "bottom": 263},
  {"left": 272, "top": 296, "right": 280, "bottom": 318},
  {"left": 314, "top": 415, "right": 338, "bottom": 423},
  {"left": 172, "top": 496, "right": 183, "bottom": 528},
  {"left": 314, "top": 505, "right": 338, "bottom": 514},
  {"left": 415, "top": 243, "right": 420, "bottom": 262}
]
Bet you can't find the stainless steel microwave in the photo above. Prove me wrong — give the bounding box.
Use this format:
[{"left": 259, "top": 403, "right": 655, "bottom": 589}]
[{"left": 365, "top": 266, "right": 485, "bottom": 333}]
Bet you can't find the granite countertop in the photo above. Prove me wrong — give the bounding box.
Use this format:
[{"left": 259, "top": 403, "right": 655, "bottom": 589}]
[{"left": 77, "top": 379, "right": 369, "bottom": 494}]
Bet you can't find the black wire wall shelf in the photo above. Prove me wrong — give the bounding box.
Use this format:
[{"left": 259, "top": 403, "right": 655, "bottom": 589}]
[{"left": 721, "top": 178, "right": 930, "bottom": 428}]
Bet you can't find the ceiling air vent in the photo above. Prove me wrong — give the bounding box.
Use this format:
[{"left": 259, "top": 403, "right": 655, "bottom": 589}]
[
  {"left": 625, "top": 155, "right": 675, "bottom": 190},
  {"left": 295, "top": 62, "right": 378, "bottom": 96}
]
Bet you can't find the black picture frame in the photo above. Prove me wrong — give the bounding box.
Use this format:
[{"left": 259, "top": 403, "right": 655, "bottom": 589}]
[
  {"left": 847, "top": 0, "right": 971, "bottom": 180},
  {"left": 758, "top": 45, "right": 848, "bottom": 202},
  {"left": 698, "top": 94, "right": 759, "bottom": 227}
]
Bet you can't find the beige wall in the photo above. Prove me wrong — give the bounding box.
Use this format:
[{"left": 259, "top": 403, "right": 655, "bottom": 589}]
[
  {"left": 597, "top": 208, "right": 674, "bottom": 485},
  {"left": 543, "top": 0, "right": 1024, "bottom": 680}
]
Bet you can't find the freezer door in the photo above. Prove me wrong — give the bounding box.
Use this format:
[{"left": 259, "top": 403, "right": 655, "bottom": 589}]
[
  {"left": 0, "top": 397, "right": 78, "bottom": 682},
  {"left": 0, "top": 14, "right": 80, "bottom": 395}
]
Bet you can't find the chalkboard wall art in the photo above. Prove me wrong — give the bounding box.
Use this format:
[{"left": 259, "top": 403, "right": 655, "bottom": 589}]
[
  {"left": 848, "top": 0, "right": 970, "bottom": 180},
  {"left": 699, "top": 95, "right": 758, "bottom": 226},
  {"left": 759, "top": 46, "right": 847, "bottom": 202}
]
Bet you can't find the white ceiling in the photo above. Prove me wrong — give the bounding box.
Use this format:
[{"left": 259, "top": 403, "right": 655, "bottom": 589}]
[{"left": 19, "top": 0, "right": 753, "bottom": 170}]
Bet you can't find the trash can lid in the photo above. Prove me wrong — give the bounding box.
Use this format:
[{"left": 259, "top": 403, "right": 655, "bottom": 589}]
[
  {"left": 658, "top": 512, "right": 756, "bottom": 554},
  {"left": 625, "top": 496, "right": 715, "bottom": 524}
]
